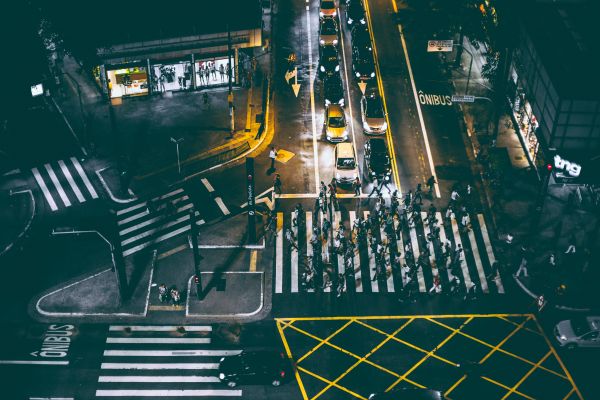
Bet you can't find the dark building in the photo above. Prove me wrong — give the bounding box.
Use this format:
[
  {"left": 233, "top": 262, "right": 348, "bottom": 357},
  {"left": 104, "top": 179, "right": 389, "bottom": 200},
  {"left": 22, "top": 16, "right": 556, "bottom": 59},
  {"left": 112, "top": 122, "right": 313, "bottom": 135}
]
[
  {"left": 36, "top": 0, "right": 264, "bottom": 101},
  {"left": 507, "top": 0, "right": 600, "bottom": 170}
]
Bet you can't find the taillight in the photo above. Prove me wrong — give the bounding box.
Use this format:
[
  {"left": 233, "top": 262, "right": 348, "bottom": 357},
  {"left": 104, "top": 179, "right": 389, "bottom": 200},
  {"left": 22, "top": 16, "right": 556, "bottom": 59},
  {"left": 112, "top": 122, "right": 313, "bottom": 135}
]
[{"left": 280, "top": 370, "right": 286, "bottom": 378}]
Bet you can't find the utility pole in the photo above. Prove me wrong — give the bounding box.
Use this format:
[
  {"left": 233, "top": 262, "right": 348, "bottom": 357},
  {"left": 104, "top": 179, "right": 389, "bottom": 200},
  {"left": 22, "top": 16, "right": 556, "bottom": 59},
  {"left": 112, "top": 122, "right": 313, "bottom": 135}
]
[
  {"left": 227, "top": 23, "right": 235, "bottom": 136},
  {"left": 108, "top": 210, "right": 129, "bottom": 306},
  {"left": 170, "top": 136, "right": 184, "bottom": 175},
  {"left": 189, "top": 209, "right": 203, "bottom": 300}
]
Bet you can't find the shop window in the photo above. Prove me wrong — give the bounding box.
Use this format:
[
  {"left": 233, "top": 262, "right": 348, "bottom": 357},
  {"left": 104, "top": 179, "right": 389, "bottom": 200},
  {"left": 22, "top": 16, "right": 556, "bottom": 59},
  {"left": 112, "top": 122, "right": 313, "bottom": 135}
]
[
  {"left": 107, "top": 66, "right": 148, "bottom": 98},
  {"left": 195, "top": 57, "right": 234, "bottom": 87},
  {"left": 152, "top": 61, "right": 192, "bottom": 92}
]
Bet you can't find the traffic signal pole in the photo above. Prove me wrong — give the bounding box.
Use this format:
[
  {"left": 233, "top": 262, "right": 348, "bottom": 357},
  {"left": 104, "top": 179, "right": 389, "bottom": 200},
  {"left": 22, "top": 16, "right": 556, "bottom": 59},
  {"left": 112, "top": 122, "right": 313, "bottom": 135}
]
[{"left": 190, "top": 209, "right": 203, "bottom": 299}]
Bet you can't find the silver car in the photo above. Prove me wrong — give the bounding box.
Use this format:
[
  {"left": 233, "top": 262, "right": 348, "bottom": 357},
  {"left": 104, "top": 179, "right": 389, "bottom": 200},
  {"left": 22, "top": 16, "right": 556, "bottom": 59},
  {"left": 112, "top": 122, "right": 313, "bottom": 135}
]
[
  {"left": 360, "top": 93, "right": 387, "bottom": 134},
  {"left": 555, "top": 316, "right": 600, "bottom": 349}
]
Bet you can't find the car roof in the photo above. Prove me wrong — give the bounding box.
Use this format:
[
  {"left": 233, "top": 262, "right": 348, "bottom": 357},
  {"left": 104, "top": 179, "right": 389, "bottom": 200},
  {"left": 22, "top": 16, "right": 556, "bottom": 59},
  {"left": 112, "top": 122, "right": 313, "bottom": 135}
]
[
  {"left": 322, "top": 45, "right": 338, "bottom": 56},
  {"left": 369, "top": 138, "right": 387, "bottom": 152},
  {"left": 321, "top": 17, "right": 337, "bottom": 27},
  {"left": 328, "top": 104, "right": 344, "bottom": 116},
  {"left": 336, "top": 142, "right": 355, "bottom": 156}
]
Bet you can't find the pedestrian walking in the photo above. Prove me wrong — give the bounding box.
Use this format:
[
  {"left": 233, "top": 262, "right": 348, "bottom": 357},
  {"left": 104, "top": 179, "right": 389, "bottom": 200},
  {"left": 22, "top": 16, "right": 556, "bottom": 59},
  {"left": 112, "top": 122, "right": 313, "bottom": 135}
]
[
  {"left": 353, "top": 177, "right": 361, "bottom": 196},
  {"left": 170, "top": 287, "right": 181, "bottom": 306},
  {"left": 369, "top": 177, "right": 382, "bottom": 198},
  {"left": 426, "top": 175, "right": 436, "bottom": 196},
  {"left": 285, "top": 228, "right": 298, "bottom": 250},
  {"left": 565, "top": 235, "right": 577, "bottom": 255},
  {"left": 158, "top": 283, "right": 168, "bottom": 303},
  {"left": 293, "top": 203, "right": 304, "bottom": 227},
  {"left": 322, "top": 218, "right": 331, "bottom": 241},
  {"left": 429, "top": 275, "right": 442, "bottom": 294},
  {"left": 514, "top": 257, "right": 529, "bottom": 278},
  {"left": 414, "top": 183, "right": 423, "bottom": 204},
  {"left": 464, "top": 282, "right": 477, "bottom": 301},
  {"left": 445, "top": 206, "right": 454, "bottom": 220},
  {"left": 450, "top": 189, "right": 460, "bottom": 203},
  {"left": 452, "top": 244, "right": 463, "bottom": 265},
  {"left": 269, "top": 147, "right": 278, "bottom": 170},
  {"left": 547, "top": 253, "right": 556, "bottom": 268},
  {"left": 336, "top": 274, "right": 345, "bottom": 298},
  {"left": 460, "top": 213, "right": 471, "bottom": 232},
  {"left": 486, "top": 261, "right": 501, "bottom": 281},
  {"left": 273, "top": 174, "right": 282, "bottom": 194}
]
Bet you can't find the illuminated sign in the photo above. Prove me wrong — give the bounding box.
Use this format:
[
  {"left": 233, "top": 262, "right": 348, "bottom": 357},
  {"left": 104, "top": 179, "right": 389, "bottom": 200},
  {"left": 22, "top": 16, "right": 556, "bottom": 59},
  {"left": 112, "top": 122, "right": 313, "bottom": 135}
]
[
  {"left": 31, "top": 83, "right": 44, "bottom": 97},
  {"left": 554, "top": 155, "right": 581, "bottom": 178}
]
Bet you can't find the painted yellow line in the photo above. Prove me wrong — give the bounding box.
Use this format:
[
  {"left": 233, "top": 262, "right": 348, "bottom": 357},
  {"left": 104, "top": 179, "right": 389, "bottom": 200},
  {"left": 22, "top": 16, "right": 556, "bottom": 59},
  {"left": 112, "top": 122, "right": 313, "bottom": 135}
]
[
  {"left": 313, "top": 320, "right": 414, "bottom": 400},
  {"left": 498, "top": 316, "right": 543, "bottom": 337},
  {"left": 275, "top": 313, "right": 534, "bottom": 322},
  {"left": 386, "top": 317, "right": 474, "bottom": 393},
  {"left": 502, "top": 351, "right": 552, "bottom": 400},
  {"left": 482, "top": 376, "right": 535, "bottom": 400},
  {"left": 297, "top": 320, "right": 354, "bottom": 364},
  {"left": 148, "top": 305, "right": 185, "bottom": 311},
  {"left": 532, "top": 317, "right": 584, "bottom": 399},
  {"left": 249, "top": 250, "right": 258, "bottom": 272},
  {"left": 276, "top": 320, "right": 309, "bottom": 400},
  {"left": 363, "top": 0, "right": 402, "bottom": 195},
  {"left": 157, "top": 244, "right": 188, "bottom": 260},
  {"left": 285, "top": 323, "right": 423, "bottom": 388},
  {"left": 297, "top": 366, "right": 368, "bottom": 400},
  {"left": 563, "top": 388, "right": 576, "bottom": 400}
]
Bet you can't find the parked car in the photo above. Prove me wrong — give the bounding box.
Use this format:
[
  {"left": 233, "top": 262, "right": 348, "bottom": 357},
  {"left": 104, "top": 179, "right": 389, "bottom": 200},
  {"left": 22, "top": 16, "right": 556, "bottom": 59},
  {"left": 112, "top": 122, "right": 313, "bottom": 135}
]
[
  {"left": 352, "top": 41, "right": 375, "bottom": 80},
  {"left": 319, "top": 17, "right": 339, "bottom": 46},
  {"left": 319, "top": 45, "right": 340, "bottom": 78},
  {"left": 323, "top": 73, "right": 345, "bottom": 107},
  {"left": 360, "top": 92, "right": 387, "bottom": 134},
  {"left": 324, "top": 104, "right": 348, "bottom": 142},
  {"left": 351, "top": 23, "right": 372, "bottom": 52},
  {"left": 346, "top": 0, "right": 366, "bottom": 27},
  {"left": 334, "top": 142, "right": 359, "bottom": 185},
  {"left": 555, "top": 316, "right": 600, "bottom": 349},
  {"left": 218, "top": 350, "right": 293, "bottom": 387},
  {"left": 320, "top": 0, "right": 337, "bottom": 17},
  {"left": 364, "top": 138, "right": 391, "bottom": 182}
]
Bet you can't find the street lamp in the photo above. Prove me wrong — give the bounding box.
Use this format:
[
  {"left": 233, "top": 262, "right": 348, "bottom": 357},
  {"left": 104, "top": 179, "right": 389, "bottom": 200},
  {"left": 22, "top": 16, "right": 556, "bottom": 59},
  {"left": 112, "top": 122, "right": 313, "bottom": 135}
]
[{"left": 170, "top": 137, "right": 184, "bottom": 175}]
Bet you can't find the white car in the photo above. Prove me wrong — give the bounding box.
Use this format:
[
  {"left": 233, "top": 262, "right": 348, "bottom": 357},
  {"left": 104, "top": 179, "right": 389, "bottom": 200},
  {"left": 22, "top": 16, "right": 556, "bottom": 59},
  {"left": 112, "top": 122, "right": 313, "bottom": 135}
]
[
  {"left": 555, "top": 316, "right": 600, "bottom": 349},
  {"left": 334, "top": 142, "right": 359, "bottom": 185}
]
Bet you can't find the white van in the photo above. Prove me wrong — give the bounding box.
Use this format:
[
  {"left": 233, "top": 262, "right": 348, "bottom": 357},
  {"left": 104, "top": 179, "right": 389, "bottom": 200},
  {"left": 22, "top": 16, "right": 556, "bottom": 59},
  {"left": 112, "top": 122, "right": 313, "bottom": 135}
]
[
  {"left": 334, "top": 142, "right": 359, "bottom": 185},
  {"left": 555, "top": 316, "right": 600, "bottom": 349}
]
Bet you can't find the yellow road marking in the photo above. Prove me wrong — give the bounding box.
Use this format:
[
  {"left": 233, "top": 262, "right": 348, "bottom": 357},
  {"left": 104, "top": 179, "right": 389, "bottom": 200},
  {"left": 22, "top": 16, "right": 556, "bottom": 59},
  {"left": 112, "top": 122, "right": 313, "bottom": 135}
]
[
  {"left": 276, "top": 313, "right": 532, "bottom": 322},
  {"left": 312, "top": 320, "right": 414, "bottom": 400},
  {"left": 501, "top": 351, "right": 552, "bottom": 399},
  {"left": 426, "top": 317, "right": 567, "bottom": 379},
  {"left": 498, "top": 316, "right": 543, "bottom": 336},
  {"left": 276, "top": 320, "right": 309, "bottom": 400},
  {"left": 354, "top": 319, "right": 456, "bottom": 367},
  {"left": 480, "top": 376, "right": 535, "bottom": 400},
  {"left": 297, "top": 320, "right": 354, "bottom": 364},
  {"left": 532, "top": 317, "right": 584, "bottom": 399},
  {"left": 563, "top": 388, "right": 576, "bottom": 400},
  {"left": 249, "top": 250, "right": 258, "bottom": 272},
  {"left": 363, "top": 0, "right": 402, "bottom": 195},
  {"left": 385, "top": 317, "right": 474, "bottom": 392},
  {"left": 297, "top": 366, "right": 368, "bottom": 400},
  {"left": 157, "top": 244, "right": 188, "bottom": 260}
]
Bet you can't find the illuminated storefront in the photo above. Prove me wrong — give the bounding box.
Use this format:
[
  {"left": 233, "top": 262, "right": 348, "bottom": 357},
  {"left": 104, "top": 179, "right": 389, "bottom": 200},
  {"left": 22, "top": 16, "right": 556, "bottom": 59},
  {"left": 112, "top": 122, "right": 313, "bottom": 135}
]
[{"left": 106, "top": 65, "right": 148, "bottom": 98}]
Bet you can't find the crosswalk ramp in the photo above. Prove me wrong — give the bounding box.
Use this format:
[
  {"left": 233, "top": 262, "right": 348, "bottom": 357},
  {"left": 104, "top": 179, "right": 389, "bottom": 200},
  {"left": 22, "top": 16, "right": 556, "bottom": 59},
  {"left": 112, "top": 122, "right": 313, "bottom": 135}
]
[
  {"left": 116, "top": 178, "right": 230, "bottom": 257},
  {"left": 31, "top": 157, "right": 99, "bottom": 212},
  {"left": 96, "top": 325, "right": 242, "bottom": 398},
  {"left": 274, "top": 210, "right": 504, "bottom": 295}
]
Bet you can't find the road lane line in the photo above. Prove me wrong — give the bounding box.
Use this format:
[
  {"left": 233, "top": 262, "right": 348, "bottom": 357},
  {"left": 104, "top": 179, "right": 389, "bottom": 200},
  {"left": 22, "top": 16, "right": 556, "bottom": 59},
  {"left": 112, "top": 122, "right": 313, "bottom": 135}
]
[
  {"left": 44, "top": 164, "right": 71, "bottom": 207},
  {"left": 116, "top": 189, "right": 184, "bottom": 216},
  {"left": 379, "top": 223, "right": 395, "bottom": 292},
  {"left": 421, "top": 212, "right": 440, "bottom": 290},
  {"left": 305, "top": 3, "right": 320, "bottom": 193},
  {"left": 276, "top": 212, "right": 283, "bottom": 293},
  {"left": 364, "top": 211, "right": 379, "bottom": 292},
  {"left": 58, "top": 160, "right": 85, "bottom": 202},
  {"left": 408, "top": 220, "right": 427, "bottom": 292},
  {"left": 214, "top": 197, "right": 230, "bottom": 215},
  {"left": 106, "top": 337, "right": 210, "bottom": 344},
  {"left": 98, "top": 376, "right": 221, "bottom": 383},
  {"left": 103, "top": 350, "right": 241, "bottom": 357},
  {"left": 250, "top": 250, "right": 258, "bottom": 272},
  {"left": 387, "top": 3, "right": 440, "bottom": 198},
  {"left": 349, "top": 211, "right": 363, "bottom": 292},
  {"left": 478, "top": 214, "right": 504, "bottom": 293},
  {"left": 121, "top": 214, "right": 191, "bottom": 246},
  {"left": 109, "top": 325, "right": 212, "bottom": 331},
  {"left": 335, "top": 211, "right": 345, "bottom": 276},
  {"left": 306, "top": 212, "right": 314, "bottom": 292},
  {"left": 394, "top": 218, "right": 407, "bottom": 285},
  {"left": 291, "top": 213, "right": 299, "bottom": 292},
  {"left": 363, "top": 0, "right": 402, "bottom": 195},
  {"left": 450, "top": 216, "right": 473, "bottom": 288},
  {"left": 100, "top": 362, "right": 218, "bottom": 370},
  {"left": 437, "top": 212, "right": 454, "bottom": 282},
  {"left": 467, "top": 217, "right": 488, "bottom": 293},
  {"left": 200, "top": 178, "right": 215, "bottom": 192},
  {"left": 32, "top": 167, "right": 58, "bottom": 211},
  {"left": 95, "top": 389, "right": 241, "bottom": 397},
  {"left": 0, "top": 360, "right": 68, "bottom": 365},
  {"left": 70, "top": 157, "right": 98, "bottom": 198},
  {"left": 119, "top": 203, "right": 194, "bottom": 235}
]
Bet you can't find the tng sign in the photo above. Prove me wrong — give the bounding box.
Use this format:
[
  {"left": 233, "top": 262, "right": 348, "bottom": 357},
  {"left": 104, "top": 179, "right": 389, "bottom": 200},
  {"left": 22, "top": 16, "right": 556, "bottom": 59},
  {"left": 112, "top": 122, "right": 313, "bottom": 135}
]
[{"left": 554, "top": 155, "right": 581, "bottom": 178}]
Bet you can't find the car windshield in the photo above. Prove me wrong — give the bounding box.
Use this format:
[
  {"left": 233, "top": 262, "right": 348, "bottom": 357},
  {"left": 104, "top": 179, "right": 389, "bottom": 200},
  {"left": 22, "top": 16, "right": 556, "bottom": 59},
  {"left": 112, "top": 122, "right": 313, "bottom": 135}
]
[
  {"left": 366, "top": 98, "right": 384, "bottom": 117},
  {"left": 322, "top": 19, "right": 336, "bottom": 34},
  {"left": 329, "top": 116, "right": 345, "bottom": 128},
  {"left": 322, "top": 0, "right": 335, "bottom": 8},
  {"left": 571, "top": 317, "right": 591, "bottom": 336},
  {"left": 337, "top": 157, "right": 356, "bottom": 169}
]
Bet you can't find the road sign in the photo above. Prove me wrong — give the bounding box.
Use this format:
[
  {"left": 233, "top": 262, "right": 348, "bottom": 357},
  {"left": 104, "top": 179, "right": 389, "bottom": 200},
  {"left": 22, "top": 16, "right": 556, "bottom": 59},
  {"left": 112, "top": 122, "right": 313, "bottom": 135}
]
[
  {"left": 427, "top": 40, "right": 453, "bottom": 52},
  {"left": 451, "top": 95, "right": 475, "bottom": 103}
]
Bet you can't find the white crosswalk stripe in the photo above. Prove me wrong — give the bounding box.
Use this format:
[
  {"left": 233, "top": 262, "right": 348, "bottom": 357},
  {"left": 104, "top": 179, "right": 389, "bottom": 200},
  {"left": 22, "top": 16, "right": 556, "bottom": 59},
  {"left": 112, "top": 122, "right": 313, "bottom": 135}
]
[
  {"left": 274, "top": 210, "right": 505, "bottom": 295},
  {"left": 96, "top": 325, "right": 242, "bottom": 398},
  {"left": 31, "top": 158, "right": 99, "bottom": 212},
  {"left": 116, "top": 178, "right": 231, "bottom": 257}
]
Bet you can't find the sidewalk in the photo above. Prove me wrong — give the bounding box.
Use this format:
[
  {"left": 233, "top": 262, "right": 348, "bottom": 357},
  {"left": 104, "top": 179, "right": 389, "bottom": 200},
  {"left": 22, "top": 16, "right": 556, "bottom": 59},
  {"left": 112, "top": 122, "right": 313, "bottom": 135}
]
[{"left": 451, "top": 37, "right": 600, "bottom": 311}]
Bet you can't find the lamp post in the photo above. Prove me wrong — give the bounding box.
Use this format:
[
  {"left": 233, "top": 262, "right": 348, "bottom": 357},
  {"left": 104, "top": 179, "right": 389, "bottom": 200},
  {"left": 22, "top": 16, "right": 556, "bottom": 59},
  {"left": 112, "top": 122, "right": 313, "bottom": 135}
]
[
  {"left": 453, "top": 43, "right": 473, "bottom": 95},
  {"left": 170, "top": 137, "right": 184, "bottom": 175}
]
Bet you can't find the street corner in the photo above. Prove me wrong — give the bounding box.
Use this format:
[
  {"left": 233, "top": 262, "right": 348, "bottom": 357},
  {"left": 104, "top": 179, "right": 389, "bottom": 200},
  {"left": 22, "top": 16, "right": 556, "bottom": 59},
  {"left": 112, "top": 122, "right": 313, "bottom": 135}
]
[
  {"left": 95, "top": 164, "right": 137, "bottom": 204},
  {"left": 187, "top": 271, "right": 264, "bottom": 318},
  {"left": 274, "top": 315, "right": 583, "bottom": 400},
  {"left": 0, "top": 189, "right": 35, "bottom": 257}
]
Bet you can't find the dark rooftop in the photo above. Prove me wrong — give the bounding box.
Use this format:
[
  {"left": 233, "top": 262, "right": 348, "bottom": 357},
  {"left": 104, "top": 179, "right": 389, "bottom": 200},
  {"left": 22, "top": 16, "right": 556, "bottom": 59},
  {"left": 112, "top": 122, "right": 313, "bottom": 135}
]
[{"left": 522, "top": 0, "right": 600, "bottom": 100}]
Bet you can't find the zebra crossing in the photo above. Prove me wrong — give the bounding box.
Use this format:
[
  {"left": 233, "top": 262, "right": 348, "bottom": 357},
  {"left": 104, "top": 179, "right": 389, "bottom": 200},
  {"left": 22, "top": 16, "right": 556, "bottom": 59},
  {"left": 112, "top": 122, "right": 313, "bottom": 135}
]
[
  {"left": 116, "top": 179, "right": 230, "bottom": 257},
  {"left": 274, "top": 209, "right": 505, "bottom": 295},
  {"left": 31, "top": 157, "right": 99, "bottom": 212},
  {"left": 96, "top": 325, "right": 241, "bottom": 398}
]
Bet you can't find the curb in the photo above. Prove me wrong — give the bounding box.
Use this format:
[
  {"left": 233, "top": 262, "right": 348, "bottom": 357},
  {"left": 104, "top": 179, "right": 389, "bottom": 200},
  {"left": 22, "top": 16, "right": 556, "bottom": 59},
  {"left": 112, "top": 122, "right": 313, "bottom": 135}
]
[
  {"left": 95, "top": 167, "right": 138, "bottom": 204},
  {"left": 512, "top": 275, "right": 592, "bottom": 313},
  {"left": 1, "top": 190, "right": 36, "bottom": 257}
]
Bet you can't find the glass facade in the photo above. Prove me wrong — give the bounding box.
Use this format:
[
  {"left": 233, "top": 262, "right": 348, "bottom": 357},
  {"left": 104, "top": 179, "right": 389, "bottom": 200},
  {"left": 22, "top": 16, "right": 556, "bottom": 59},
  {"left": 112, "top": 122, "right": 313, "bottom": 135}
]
[{"left": 106, "top": 65, "right": 149, "bottom": 98}]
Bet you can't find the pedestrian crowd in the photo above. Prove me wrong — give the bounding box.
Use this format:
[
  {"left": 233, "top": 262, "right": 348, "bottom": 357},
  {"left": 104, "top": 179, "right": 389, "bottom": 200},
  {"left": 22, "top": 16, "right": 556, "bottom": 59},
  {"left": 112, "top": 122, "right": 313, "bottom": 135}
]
[{"left": 157, "top": 283, "right": 183, "bottom": 306}]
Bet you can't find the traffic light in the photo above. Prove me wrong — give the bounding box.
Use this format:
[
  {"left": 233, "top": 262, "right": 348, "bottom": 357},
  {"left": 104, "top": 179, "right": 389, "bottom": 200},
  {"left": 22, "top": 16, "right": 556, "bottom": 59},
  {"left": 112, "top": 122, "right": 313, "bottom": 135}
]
[
  {"left": 194, "top": 275, "right": 199, "bottom": 284},
  {"left": 546, "top": 163, "right": 553, "bottom": 172}
]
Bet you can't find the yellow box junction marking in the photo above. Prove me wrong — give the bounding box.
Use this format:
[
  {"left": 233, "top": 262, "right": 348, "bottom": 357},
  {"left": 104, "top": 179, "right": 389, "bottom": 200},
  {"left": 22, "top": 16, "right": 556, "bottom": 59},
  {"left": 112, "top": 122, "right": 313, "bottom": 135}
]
[{"left": 275, "top": 315, "right": 583, "bottom": 400}]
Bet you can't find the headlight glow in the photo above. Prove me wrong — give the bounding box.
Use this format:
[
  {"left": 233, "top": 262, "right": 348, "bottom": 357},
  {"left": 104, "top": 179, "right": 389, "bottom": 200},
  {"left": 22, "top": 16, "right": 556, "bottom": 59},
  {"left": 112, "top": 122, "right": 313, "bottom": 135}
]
[
  {"left": 385, "top": 175, "right": 390, "bottom": 181},
  {"left": 381, "top": 121, "right": 388, "bottom": 131},
  {"left": 560, "top": 335, "right": 567, "bottom": 341},
  {"left": 319, "top": 11, "right": 324, "bottom": 17},
  {"left": 370, "top": 72, "right": 375, "bottom": 77},
  {"left": 348, "top": 18, "right": 353, "bottom": 24},
  {"left": 355, "top": 72, "right": 360, "bottom": 78},
  {"left": 363, "top": 121, "right": 371, "bottom": 131},
  {"left": 219, "top": 373, "right": 225, "bottom": 380},
  {"left": 332, "top": 10, "right": 337, "bottom": 17},
  {"left": 320, "top": 66, "right": 325, "bottom": 72},
  {"left": 335, "top": 65, "right": 340, "bottom": 71},
  {"left": 220, "top": 357, "right": 225, "bottom": 362},
  {"left": 333, "top": 39, "right": 338, "bottom": 45},
  {"left": 320, "top": 39, "right": 325, "bottom": 45}
]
